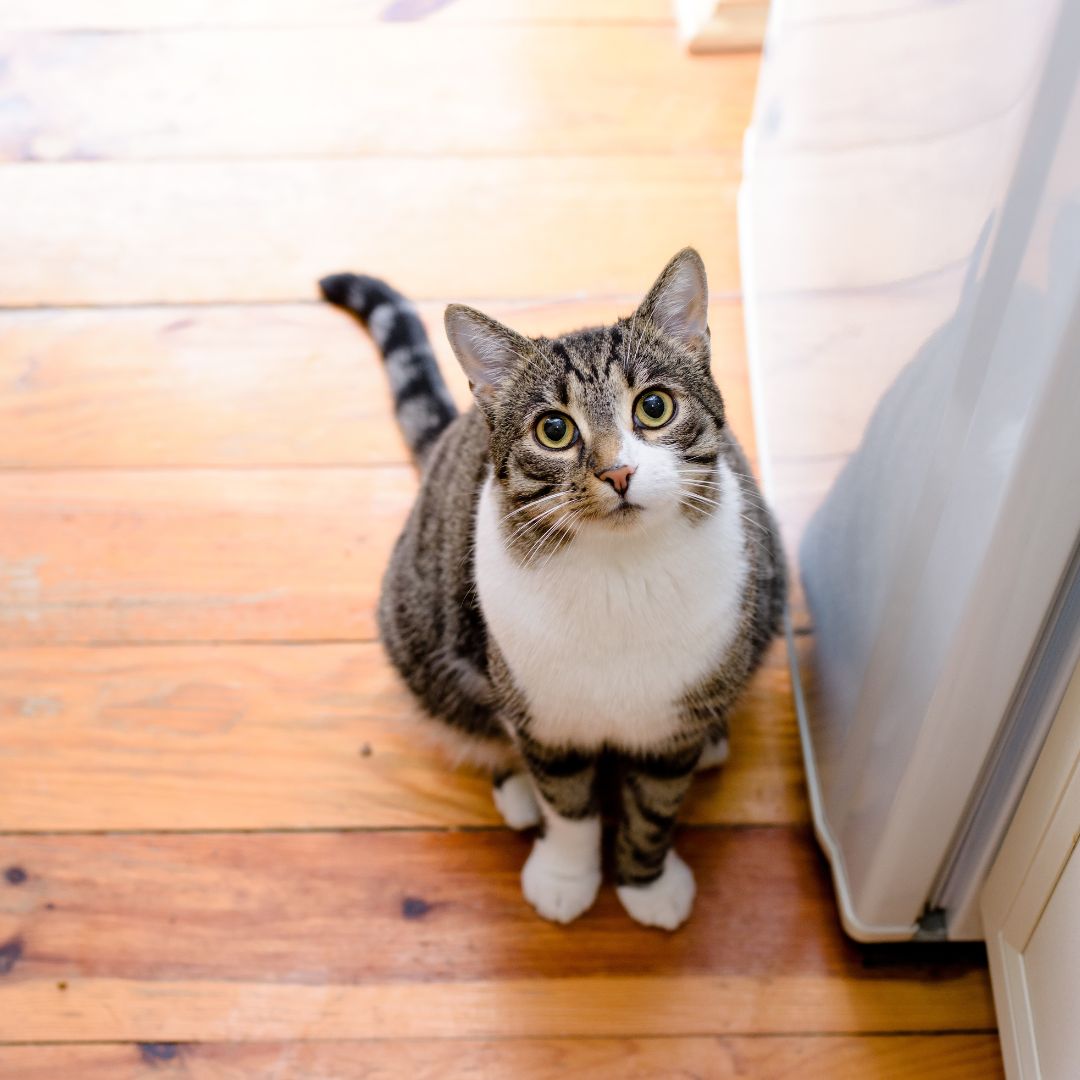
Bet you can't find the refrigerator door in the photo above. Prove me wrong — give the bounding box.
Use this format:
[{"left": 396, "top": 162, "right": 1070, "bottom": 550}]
[{"left": 740, "top": 0, "right": 1080, "bottom": 938}]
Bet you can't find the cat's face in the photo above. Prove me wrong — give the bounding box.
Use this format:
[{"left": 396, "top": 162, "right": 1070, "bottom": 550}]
[{"left": 446, "top": 249, "right": 727, "bottom": 561}]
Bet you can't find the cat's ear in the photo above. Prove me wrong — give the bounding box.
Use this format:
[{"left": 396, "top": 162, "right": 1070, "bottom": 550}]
[
  {"left": 635, "top": 247, "right": 709, "bottom": 349},
  {"left": 444, "top": 304, "right": 532, "bottom": 398}
]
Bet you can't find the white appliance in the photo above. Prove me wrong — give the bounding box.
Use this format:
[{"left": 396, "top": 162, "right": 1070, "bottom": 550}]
[{"left": 739, "top": 0, "right": 1080, "bottom": 940}]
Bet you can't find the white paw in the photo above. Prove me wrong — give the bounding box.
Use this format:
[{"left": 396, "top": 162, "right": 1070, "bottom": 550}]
[
  {"left": 617, "top": 850, "right": 696, "bottom": 930},
  {"left": 521, "top": 838, "right": 601, "bottom": 924},
  {"left": 492, "top": 773, "right": 541, "bottom": 830},
  {"left": 696, "top": 736, "right": 730, "bottom": 771}
]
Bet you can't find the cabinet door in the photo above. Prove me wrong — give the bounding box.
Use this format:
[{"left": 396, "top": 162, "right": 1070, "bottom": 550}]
[{"left": 982, "top": 662, "right": 1080, "bottom": 1078}]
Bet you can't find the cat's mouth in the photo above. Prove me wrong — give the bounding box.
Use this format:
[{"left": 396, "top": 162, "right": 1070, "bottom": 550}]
[
  {"left": 578, "top": 499, "right": 647, "bottom": 529},
  {"left": 601, "top": 501, "right": 644, "bottom": 525}
]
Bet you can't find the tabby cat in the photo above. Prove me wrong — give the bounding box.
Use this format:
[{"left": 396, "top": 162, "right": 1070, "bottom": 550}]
[{"left": 320, "top": 249, "right": 785, "bottom": 929}]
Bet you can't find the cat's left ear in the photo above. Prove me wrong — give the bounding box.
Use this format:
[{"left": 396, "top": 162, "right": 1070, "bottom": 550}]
[
  {"left": 444, "top": 304, "right": 533, "bottom": 400},
  {"left": 635, "top": 247, "right": 709, "bottom": 350}
]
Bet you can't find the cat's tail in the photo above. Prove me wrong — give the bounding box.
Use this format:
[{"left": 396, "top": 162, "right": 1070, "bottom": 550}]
[{"left": 319, "top": 272, "right": 458, "bottom": 463}]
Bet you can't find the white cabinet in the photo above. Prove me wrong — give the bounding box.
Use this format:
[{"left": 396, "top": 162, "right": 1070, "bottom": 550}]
[
  {"left": 740, "top": 0, "right": 1080, "bottom": 941},
  {"left": 982, "top": 661, "right": 1080, "bottom": 1078}
]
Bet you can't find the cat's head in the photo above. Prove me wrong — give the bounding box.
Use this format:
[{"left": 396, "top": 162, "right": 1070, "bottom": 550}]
[{"left": 445, "top": 248, "right": 727, "bottom": 557}]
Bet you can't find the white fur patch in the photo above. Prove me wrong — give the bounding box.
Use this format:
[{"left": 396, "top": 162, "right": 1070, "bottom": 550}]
[
  {"left": 474, "top": 456, "right": 748, "bottom": 752},
  {"left": 696, "top": 735, "right": 730, "bottom": 771},
  {"left": 493, "top": 773, "right": 541, "bottom": 830},
  {"left": 616, "top": 849, "right": 696, "bottom": 930},
  {"left": 366, "top": 301, "right": 398, "bottom": 346},
  {"left": 521, "top": 811, "right": 602, "bottom": 924}
]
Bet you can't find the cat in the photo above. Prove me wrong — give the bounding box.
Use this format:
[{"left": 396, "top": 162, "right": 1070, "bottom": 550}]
[{"left": 320, "top": 249, "right": 786, "bottom": 929}]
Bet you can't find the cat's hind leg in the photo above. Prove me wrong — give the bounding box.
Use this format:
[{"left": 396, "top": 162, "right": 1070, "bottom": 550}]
[
  {"left": 492, "top": 770, "right": 541, "bottom": 830},
  {"left": 695, "top": 734, "right": 730, "bottom": 771}
]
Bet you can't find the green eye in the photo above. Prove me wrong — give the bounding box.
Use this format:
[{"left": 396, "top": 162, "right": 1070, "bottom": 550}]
[
  {"left": 634, "top": 389, "right": 675, "bottom": 428},
  {"left": 535, "top": 412, "right": 577, "bottom": 450}
]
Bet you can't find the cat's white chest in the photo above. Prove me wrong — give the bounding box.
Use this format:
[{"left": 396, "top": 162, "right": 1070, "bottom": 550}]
[{"left": 475, "top": 475, "right": 748, "bottom": 751}]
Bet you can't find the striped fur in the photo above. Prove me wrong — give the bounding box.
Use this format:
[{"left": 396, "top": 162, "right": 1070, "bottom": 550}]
[
  {"left": 321, "top": 250, "right": 786, "bottom": 928},
  {"left": 319, "top": 273, "right": 457, "bottom": 463}
]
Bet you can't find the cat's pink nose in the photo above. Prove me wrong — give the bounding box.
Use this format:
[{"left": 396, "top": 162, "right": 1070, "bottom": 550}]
[{"left": 596, "top": 464, "right": 636, "bottom": 496}]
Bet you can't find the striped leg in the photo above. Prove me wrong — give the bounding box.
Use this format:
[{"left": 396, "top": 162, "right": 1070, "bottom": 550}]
[
  {"left": 517, "top": 740, "right": 601, "bottom": 925},
  {"left": 614, "top": 748, "right": 699, "bottom": 930}
]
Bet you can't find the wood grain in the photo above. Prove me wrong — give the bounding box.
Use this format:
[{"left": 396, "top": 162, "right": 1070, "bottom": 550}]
[
  {"left": 0, "top": 300, "right": 754, "bottom": 468},
  {"left": 0, "top": 468, "right": 413, "bottom": 644},
  {"left": 0, "top": 452, "right": 784, "bottom": 647},
  {"left": 0, "top": 0, "right": 676, "bottom": 32},
  {"left": 0, "top": 829, "right": 997, "bottom": 1040},
  {"left": 0, "top": 638, "right": 803, "bottom": 831},
  {"left": 0, "top": 1036, "right": 1005, "bottom": 1079},
  {"left": 0, "top": 973, "right": 998, "bottom": 1042},
  {"left": 0, "top": 28, "right": 756, "bottom": 161},
  {"left": 0, "top": 158, "right": 739, "bottom": 307}
]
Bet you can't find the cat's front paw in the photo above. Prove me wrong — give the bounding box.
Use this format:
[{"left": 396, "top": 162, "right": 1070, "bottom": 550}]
[
  {"left": 616, "top": 850, "right": 696, "bottom": 930},
  {"left": 521, "top": 839, "right": 601, "bottom": 924}
]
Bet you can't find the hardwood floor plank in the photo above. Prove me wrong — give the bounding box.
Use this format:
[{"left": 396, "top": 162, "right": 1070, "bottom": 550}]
[
  {"left": 0, "top": 442, "right": 780, "bottom": 645},
  {"left": 0, "top": 158, "right": 739, "bottom": 307},
  {"left": 0, "top": 28, "right": 755, "bottom": 161},
  {"left": 0, "top": 1035, "right": 1005, "bottom": 1079},
  {"left": 0, "top": 468, "right": 413, "bottom": 644},
  {"left": 0, "top": 1, "right": 675, "bottom": 32},
  {"left": 0, "top": 300, "right": 754, "bottom": 468},
  {"left": 0, "top": 830, "right": 996, "bottom": 1040},
  {"left": 0, "top": 638, "right": 803, "bottom": 831},
  {"left": 0, "top": 973, "right": 998, "bottom": 1041},
  {"left": 0, "top": 829, "right": 970, "bottom": 983}
]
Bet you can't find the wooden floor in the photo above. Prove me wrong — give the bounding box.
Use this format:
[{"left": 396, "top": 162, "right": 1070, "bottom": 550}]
[{"left": 0, "top": 3, "right": 1001, "bottom": 1076}]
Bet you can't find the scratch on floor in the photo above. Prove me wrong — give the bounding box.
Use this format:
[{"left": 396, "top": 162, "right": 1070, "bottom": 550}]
[{"left": 19, "top": 696, "right": 61, "bottom": 719}]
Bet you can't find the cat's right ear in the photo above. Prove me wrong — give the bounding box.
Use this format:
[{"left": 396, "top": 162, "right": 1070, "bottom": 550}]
[{"left": 444, "top": 305, "right": 531, "bottom": 399}]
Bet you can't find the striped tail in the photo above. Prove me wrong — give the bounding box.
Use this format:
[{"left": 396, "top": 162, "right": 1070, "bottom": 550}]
[{"left": 319, "top": 272, "right": 458, "bottom": 462}]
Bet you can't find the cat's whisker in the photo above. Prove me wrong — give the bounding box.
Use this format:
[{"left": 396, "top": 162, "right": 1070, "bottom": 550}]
[
  {"left": 500, "top": 488, "right": 572, "bottom": 525},
  {"left": 522, "top": 504, "right": 579, "bottom": 558},
  {"left": 738, "top": 496, "right": 774, "bottom": 519},
  {"left": 521, "top": 506, "right": 578, "bottom": 569},
  {"left": 680, "top": 494, "right": 770, "bottom": 556},
  {"left": 535, "top": 506, "right": 587, "bottom": 574},
  {"left": 679, "top": 488, "right": 722, "bottom": 505},
  {"left": 678, "top": 484, "right": 773, "bottom": 538},
  {"left": 680, "top": 498, "right": 721, "bottom": 516},
  {"left": 676, "top": 474, "right": 723, "bottom": 486},
  {"left": 738, "top": 512, "right": 772, "bottom": 535},
  {"left": 507, "top": 501, "right": 569, "bottom": 541},
  {"left": 506, "top": 496, "right": 575, "bottom": 543},
  {"left": 676, "top": 475, "right": 724, "bottom": 488},
  {"left": 679, "top": 492, "right": 722, "bottom": 515}
]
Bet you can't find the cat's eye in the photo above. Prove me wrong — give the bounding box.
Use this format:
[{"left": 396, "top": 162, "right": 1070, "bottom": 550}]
[
  {"left": 634, "top": 389, "right": 675, "bottom": 429},
  {"left": 535, "top": 412, "right": 578, "bottom": 450}
]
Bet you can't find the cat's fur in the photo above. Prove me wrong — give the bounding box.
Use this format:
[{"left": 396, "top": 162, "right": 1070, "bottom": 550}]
[{"left": 320, "top": 250, "right": 786, "bottom": 929}]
